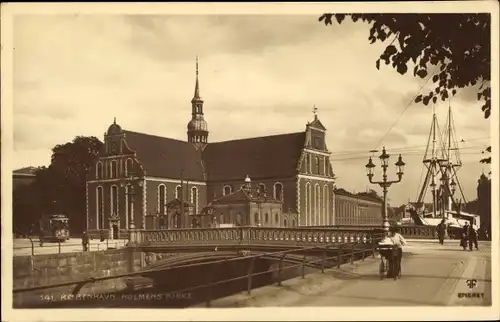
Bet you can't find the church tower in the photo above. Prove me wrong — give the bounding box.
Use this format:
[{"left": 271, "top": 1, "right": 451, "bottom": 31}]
[{"left": 187, "top": 56, "right": 209, "bottom": 149}]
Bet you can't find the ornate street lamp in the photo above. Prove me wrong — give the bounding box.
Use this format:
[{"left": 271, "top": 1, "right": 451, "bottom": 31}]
[{"left": 365, "top": 147, "right": 405, "bottom": 233}]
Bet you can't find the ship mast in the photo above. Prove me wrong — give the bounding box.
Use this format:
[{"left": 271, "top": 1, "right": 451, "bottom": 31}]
[{"left": 416, "top": 104, "right": 447, "bottom": 217}]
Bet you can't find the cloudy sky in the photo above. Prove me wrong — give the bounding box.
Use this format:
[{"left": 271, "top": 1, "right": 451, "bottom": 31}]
[{"left": 12, "top": 13, "right": 491, "bottom": 206}]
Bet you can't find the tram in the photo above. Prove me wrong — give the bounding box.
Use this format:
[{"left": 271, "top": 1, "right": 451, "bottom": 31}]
[{"left": 39, "top": 214, "right": 70, "bottom": 242}]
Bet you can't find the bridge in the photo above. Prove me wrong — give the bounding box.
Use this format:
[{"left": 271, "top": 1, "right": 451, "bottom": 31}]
[{"left": 13, "top": 225, "right": 451, "bottom": 308}]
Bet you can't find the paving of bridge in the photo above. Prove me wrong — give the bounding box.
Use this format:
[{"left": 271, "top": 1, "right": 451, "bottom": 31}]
[{"left": 193, "top": 241, "right": 492, "bottom": 307}]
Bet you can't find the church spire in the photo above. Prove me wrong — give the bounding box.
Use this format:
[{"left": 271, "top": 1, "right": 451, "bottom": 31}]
[
  {"left": 193, "top": 55, "right": 202, "bottom": 102},
  {"left": 187, "top": 56, "right": 208, "bottom": 148}
]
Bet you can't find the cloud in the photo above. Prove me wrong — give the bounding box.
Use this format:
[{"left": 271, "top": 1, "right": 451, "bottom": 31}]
[{"left": 11, "top": 14, "right": 491, "bottom": 206}]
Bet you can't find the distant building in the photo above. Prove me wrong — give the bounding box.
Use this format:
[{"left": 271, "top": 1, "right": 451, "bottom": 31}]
[
  {"left": 333, "top": 188, "right": 383, "bottom": 226},
  {"left": 85, "top": 59, "right": 336, "bottom": 238},
  {"left": 13, "top": 166, "right": 38, "bottom": 191}
]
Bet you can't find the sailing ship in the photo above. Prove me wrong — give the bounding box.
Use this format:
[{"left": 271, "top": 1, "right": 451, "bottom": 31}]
[{"left": 402, "top": 103, "right": 480, "bottom": 238}]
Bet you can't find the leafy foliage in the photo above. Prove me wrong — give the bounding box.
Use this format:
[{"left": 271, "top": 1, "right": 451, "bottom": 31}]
[
  {"left": 480, "top": 145, "right": 491, "bottom": 164},
  {"left": 319, "top": 13, "right": 491, "bottom": 162},
  {"left": 13, "top": 136, "right": 103, "bottom": 234},
  {"left": 319, "top": 13, "right": 491, "bottom": 117}
]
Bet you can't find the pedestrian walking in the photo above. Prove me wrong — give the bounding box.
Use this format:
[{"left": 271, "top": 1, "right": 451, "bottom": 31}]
[
  {"left": 460, "top": 222, "right": 470, "bottom": 250},
  {"left": 436, "top": 219, "right": 446, "bottom": 245},
  {"left": 82, "top": 231, "right": 89, "bottom": 251},
  {"left": 469, "top": 224, "right": 479, "bottom": 251}
]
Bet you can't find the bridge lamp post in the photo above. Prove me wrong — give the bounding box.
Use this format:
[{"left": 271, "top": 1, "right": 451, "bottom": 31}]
[
  {"left": 365, "top": 147, "right": 405, "bottom": 233},
  {"left": 120, "top": 172, "right": 144, "bottom": 231}
]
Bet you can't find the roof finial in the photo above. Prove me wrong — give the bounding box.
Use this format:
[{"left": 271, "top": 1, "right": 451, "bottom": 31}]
[
  {"left": 196, "top": 55, "right": 199, "bottom": 76},
  {"left": 312, "top": 105, "right": 318, "bottom": 119},
  {"left": 113, "top": 117, "right": 116, "bottom": 124}
]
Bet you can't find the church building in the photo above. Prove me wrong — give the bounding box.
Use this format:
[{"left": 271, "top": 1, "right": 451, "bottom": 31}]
[{"left": 85, "top": 59, "right": 337, "bottom": 238}]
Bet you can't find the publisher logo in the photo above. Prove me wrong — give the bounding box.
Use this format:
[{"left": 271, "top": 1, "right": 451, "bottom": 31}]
[{"left": 466, "top": 279, "right": 478, "bottom": 290}]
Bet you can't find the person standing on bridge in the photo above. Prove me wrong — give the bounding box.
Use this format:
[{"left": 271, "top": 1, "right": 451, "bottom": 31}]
[
  {"left": 460, "top": 222, "right": 470, "bottom": 251},
  {"left": 82, "top": 231, "right": 89, "bottom": 252},
  {"left": 388, "top": 226, "right": 406, "bottom": 278},
  {"left": 468, "top": 223, "right": 479, "bottom": 251},
  {"left": 436, "top": 219, "right": 447, "bottom": 245}
]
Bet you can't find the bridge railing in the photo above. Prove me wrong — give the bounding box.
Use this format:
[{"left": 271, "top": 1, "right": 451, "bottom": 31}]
[
  {"left": 132, "top": 225, "right": 436, "bottom": 246},
  {"left": 13, "top": 230, "right": 386, "bottom": 308},
  {"left": 134, "top": 226, "right": 378, "bottom": 246}
]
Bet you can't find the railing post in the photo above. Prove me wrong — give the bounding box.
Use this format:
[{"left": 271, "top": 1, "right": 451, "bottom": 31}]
[
  {"left": 247, "top": 257, "right": 255, "bottom": 294},
  {"left": 337, "top": 245, "right": 343, "bottom": 268},
  {"left": 277, "top": 254, "right": 285, "bottom": 286},
  {"left": 302, "top": 254, "right": 306, "bottom": 278}
]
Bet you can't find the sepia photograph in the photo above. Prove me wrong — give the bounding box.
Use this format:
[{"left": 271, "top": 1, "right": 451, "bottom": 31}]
[{"left": 1, "top": 2, "right": 498, "bottom": 321}]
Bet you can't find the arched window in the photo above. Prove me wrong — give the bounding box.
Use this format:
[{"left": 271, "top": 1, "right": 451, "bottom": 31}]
[
  {"left": 264, "top": 213, "right": 269, "bottom": 225},
  {"left": 158, "top": 185, "right": 166, "bottom": 214},
  {"left": 175, "top": 185, "right": 182, "bottom": 199},
  {"left": 284, "top": 219, "right": 287, "bottom": 227},
  {"left": 304, "top": 154, "right": 309, "bottom": 173},
  {"left": 236, "top": 213, "right": 242, "bottom": 226},
  {"left": 191, "top": 187, "right": 199, "bottom": 214},
  {"left": 254, "top": 212, "right": 259, "bottom": 225},
  {"left": 96, "top": 162, "right": 103, "bottom": 180},
  {"left": 219, "top": 214, "right": 224, "bottom": 224},
  {"left": 323, "top": 185, "right": 329, "bottom": 225},
  {"left": 274, "top": 183, "right": 283, "bottom": 201},
  {"left": 308, "top": 154, "right": 312, "bottom": 173},
  {"left": 125, "top": 184, "right": 132, "bottom": 228},
  {"left": 111, "top": 185, "right": 118, "bottom": 216},
  {"left": 274, "top": 213, "right": 279, "bottom": 225},
  {"left": 125, "top": 158, "right": 133, "bottom": 176},
  {"left": 96, "top": 187, "right": 103, "bottom": 229},
  {"left": 315, "top": 156, "right": 320, "bottom": 175},
  {"left": 292, "top": 219, "right": 296, "bottom": 227},
  {"left": 110, "top": 160, "right": 118, "bottom": 178},
  {"left": 305, "top": 182, "right": 311, "bottom": 226},
  {"left": 258, "top": 183, "right": 266, "bottom": 196},
  {"left": 223, "top": 185, "right": 232, "bottom": 196},
  {"left": 315, "top": 184, "right": 321, "bottom": 225}
]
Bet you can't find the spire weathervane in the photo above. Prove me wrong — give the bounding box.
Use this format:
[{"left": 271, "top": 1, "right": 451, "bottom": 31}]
[{"left": 313, "top": 105, "right": 318, "bottom": 116}]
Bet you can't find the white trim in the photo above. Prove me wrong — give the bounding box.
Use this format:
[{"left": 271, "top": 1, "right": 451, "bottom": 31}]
[
  {"left": 87, "top": 176, "right": 141, "bottom": 184},
  {"left": 273, "top": 182, "right": 284, "bottom": 201},
  {"left": 157, "top": 184, "right": 167, "bottom": 214},
  {"left": 303, "top": 148, "right": 331, "bottom": 156},
  {"left": 258, "top": 183, "right": 266, "bottom": 195},
  {"left": 144, "top": 176, "right": 207, "bottom": 186},
  {"left": 298, "top": 174, "right": 335, "bottom": 182},
  {"left": 191, "top": 186, "right": 199, "bottom": 214}
]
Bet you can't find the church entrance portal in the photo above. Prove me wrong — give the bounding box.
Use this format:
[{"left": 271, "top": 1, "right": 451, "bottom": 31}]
[{"left": 111, "top": 224, "right": 119, "bottom": 240}]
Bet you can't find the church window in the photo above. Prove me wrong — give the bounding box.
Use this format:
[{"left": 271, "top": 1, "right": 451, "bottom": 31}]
[
  {"left": 315, "top": 184, "right": 321, "bottom": 225},
  {"left": 292, "top": 219, "right": 296, "bottom": 227},
  {"left": 125, "top": 158, "right": 133, "bottom": 177},
  {"left": 223, "top": 185, "right": 232, "bottom": 196},
  {"left": 308, "top": 154, "right": 312, "bottom": 173},
  {"left": 275, "top": 213, "right": 279, "bottom": 225},
  {"left": 191, "top": 187, "right": 199, "bottom": 214},
  {"left": 125, "top": 184, "right": 132, "bottom": 228},
  {"left": 305, "top": 182, "right": 311, "bottom": 225},
  {"left": 158, "top": 185, "right": 166, "bottom": 214},
  {"left": 304, "top": 154, "right": 309, "bottom": 173},
  {"left": 284, "top": 219, "right": 287, "bottom": 227},
  {"left": 274, "top": 183, "right": 283, "bottom": 201},
  {"left": 264, "top": 213, "right": 269, "bottom": 225},
  {"left": 175, "top": 185, "right": 182, "bottom": 199},
  {"left": 96, "top": 162, "right": 103, "bottom": 180},
  {"left": 110, "top": 160, "right": 118, "bottom": 178},
  {"left": 236, "top": 213, "right": 242, "bottom": 226},
  {"left": 315, "top": 156, "right": 320, "bottom": 175},
  {"left": 219, "top": 214, "right": 224, "bottom": 224},
  {"left": 111, "top": 185, "right": 118, "bottom": 216},
  {"left": 96, "top": 187, "right": 103, "bottom": 229},
  {"left": 258, "top": 183, "right": 266, "bottom": 195},
  {"left": 254, "top": 212, "right": 259, "bottom": 225},
  {"left": 323, "top": 185, "right": 329, "bottom": 225}
]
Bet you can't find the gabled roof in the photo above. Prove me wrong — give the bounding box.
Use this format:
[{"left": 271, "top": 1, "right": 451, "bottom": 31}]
[
  {"left": 307, "top": 115, "right": 327, "bottom": 131},
  {"left": 123, "top": 131, "right": 205, "bottom": 181},
  {"left": 202, "top": 132, "right": 306, "bottom": 182}
]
